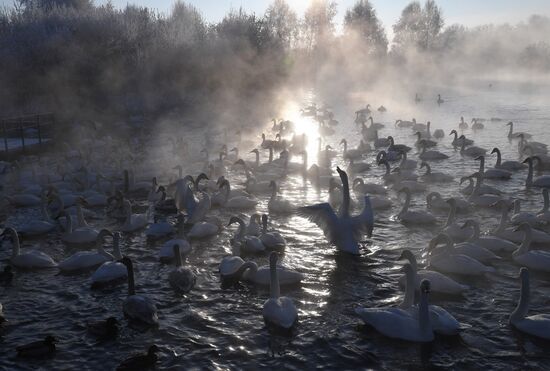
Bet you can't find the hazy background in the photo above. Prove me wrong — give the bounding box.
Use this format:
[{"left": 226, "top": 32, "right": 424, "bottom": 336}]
[{"left": 0, "top": 0, "right": 549, "bottom": 129}]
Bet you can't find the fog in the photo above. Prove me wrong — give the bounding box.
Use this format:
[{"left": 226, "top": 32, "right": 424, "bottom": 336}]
[{"left": 1, "top": 0, "right": 549, "bottom": 165}]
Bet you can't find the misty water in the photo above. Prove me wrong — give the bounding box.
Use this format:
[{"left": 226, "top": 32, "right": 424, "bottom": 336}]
[{"left": 2, "top": 79, "right": 550, "bottom": 369}]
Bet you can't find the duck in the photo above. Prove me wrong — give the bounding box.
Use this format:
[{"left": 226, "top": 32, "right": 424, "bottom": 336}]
[
  {"left": 16, "top": 335, "right": 56, "bottom": 358},
  {"left": 397, "top": 187, "right": 436, "bottom": 225},
  {"left": 399, "top": 250, "right": 467, "bottom": 295},
  {"left": 461, "top": 219, "right": 517, "bottom": 255},
  {"left": 298, "top": 167, "right": 374, "bottom": 255},
  {"left": 507, "top": 121, "right": 532, "bottom": 139},
  {"left": 450, "top": 130, "right": 473, "bottom": 147},
  {"left": 263, "top": 252, "right": 298, "bottom": 330},
  {"left": 59, "top": 229, "right": 115, "bottom": 273},
  {"left": 511, "top": 223, "right": 550, "bottom": 273},
  {"left": 121, "top": 257, "right": 158, "bottom": 325},
  {"left": 491, "top": 147, "right": 526, "bottom": 171},
  {"left": 87, "top": 317, "right": 118, "bottom": 339},
  {"left": 460, "top": 138, "right": 486, "bottom": 157},
  {"left": 509, "top": 267, "right": 550, "bottom": 340},
  {"left": 475, "top": 155, "right": 511, "bottom": 180},
  {"left": 356, "top": 279, "right": 434, "bottom": 342},
  {"left": 524, "top": 157, "right": 550, "bottom": 188},
  {"left": 428, "top": 234, "right": 495, "bottom": 276},
  {"left": 117, "top": 345, "right": 159, "bottom": 371},
  {"left": 268, "top": 181, "right": 294, "bottom": 214},
  {"left": 91, "top": 232, "right": 127, "bottom": 288},
  {"left": 419, "top": 161, "right": 453, "bottom": 183},
  {"left": 1, "top": 228, "right": 57, "bottom": 269},
  {"left": 400, "top": 263, "right": 461, "bottom": 335},
  {"left": 168, "top": 244, "right": 196, "bottom": 293},
  {"left": 259, "top": 214, "right": 286, "bottom": 251}
]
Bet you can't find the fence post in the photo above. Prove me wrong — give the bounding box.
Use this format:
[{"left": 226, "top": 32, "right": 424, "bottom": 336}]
[
  {"left": 19, "top": 118, "right": 25, "bottom": 151},
  {"left": 37, "top": 115, "right": 42, "bottom": 145},
  {"left": 2, "top": 120, "right": 7, "bottom": 152}
]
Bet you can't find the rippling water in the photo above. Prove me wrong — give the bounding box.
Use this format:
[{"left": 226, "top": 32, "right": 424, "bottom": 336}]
[{"left": 2, "top": 80, "right": 550, "bottom": 370}]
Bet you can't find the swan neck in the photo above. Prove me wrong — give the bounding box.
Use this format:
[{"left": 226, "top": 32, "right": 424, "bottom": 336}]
[
  {"left": 526, "top": 160, "right": 533, "bottom": 186},
  {"left": 495, "top": 205, "right": 509, "bottom": 233},
  {"left": 400, "top": 268, "right": 415, "bottom": 309},
  {"left": 10, "top": 232, "right": 21, "bottom": 258},
  {"left": 238, "top": 261, "right": 258, "bottom": 278},
  {"left": 399, "top": 191, "right": 410, "bottom": 217},
  {"left": 270, "top": 261, "right": 280, "bottom": 299},
  {"left": 175, "top": 246, "right": 183, "bottom": 267},
  {"left": 445, "top": 203, "right": 456, "bottom": 227},
  {"left": 76, "top": 203, "right": 87, "bottom": 227},
  {"left": 516, "top": 227, "right": 532, "bottom": 255},
  {"left": 495, "top": 149, "right": 502, "bottom": 166},
  {"left": 418, "top": 289, "right": 432, "bottom": 335},
  {"left": 340, "top": 172, "right": 351, "bottom": 217},
  {"left": 113, "top": 235, "right": 122, "bottom": 259},
  {"left": 511, "top": 275, "right": 530, "bottom": 323},
  {"left": 126, "top": 261, "right": 136, "bottom": 296},
  {"left": 542, "top": 190, "right": 549, "bottom": 212}
]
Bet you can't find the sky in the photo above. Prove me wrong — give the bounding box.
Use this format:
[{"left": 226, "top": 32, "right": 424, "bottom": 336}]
[{"left": 2, "top": 0, "right": 550, "bottom": 34}]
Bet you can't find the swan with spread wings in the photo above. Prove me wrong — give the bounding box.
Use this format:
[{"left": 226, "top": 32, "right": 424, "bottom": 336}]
[{"left": 298, "top": 167, "right": 374, "bottom": 255}]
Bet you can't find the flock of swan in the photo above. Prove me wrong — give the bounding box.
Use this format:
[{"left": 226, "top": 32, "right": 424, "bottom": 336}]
[{"left": 1, "top": 96, "right": 550, "bottom": 368}]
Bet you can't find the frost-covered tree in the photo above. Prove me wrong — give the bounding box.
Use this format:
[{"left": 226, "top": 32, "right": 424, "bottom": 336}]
[{"left": 344, "top": 0, "right": 388, "bottom": 56}]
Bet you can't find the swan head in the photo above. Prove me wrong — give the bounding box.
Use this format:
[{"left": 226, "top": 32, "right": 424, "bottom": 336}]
[
  {"left": 428, "top": 233, "right": 452, "bottom": 251},
  {"left": 420, "top": 279, "right": 431, "bottom": 294},
  {"left": 522, "top": 157, "right": 533, "bottom": 165},
  {"left": 269, "top": 180, "right": 277, "bottom": 189},
  {"left": 250, "top": 148, "right": 260, "bottom": 154},
  {"left": 120, "top": 256, "right": 132, "bottom": 269},
  {"left": 398, "top": 249, "right": 415, "bottom": 263},
  {"left": 352, "top": 178, "right": 364, "bottom": 188},
  {"left": 336, "top": 166, "right": 347, "bottom": 180},
  {"left": 519, "top": 267, "right": 529, "bottom": 281},
  {"left": 339, "top": 139, "right": 346, "bottom": 145},
  {"left": 491, "top": 147, "right": 499, "bottom": 155},
  {"left": 419, "top": 161, "right": 428, "bottom": 169},
  {"left": 44, "top": 335, "right": 57, "bottom": 345},
  {"left": 449, "top": 129, "right": 457, "bottom": 136},
  {"left": 397, "top": 186, "right": 411, "bottom": 196},
  {"left": 459, "top": 175, "right": 472, "bottom": 185},
  {"left": 506, "top": 121, "right": 513, "bottom": 126},
  {"left": 513, "top": 222, "right": 531, "bottom": 233},
  {"left": 474, "top": 155, "right": 484, "bottom": 161}
]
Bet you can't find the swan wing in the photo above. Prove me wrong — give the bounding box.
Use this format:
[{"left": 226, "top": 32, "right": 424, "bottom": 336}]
[
  {"left": 298, "top": 203, "right": 339, "bottom": 242},
  {"left": 351, "top": 196, "right": 374, "bottom": 238}
]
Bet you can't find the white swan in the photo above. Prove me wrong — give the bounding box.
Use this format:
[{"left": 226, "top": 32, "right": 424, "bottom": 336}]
[
  {"left": 493, "top": 200, "right": 550, "bottom": 244},
  {"left": 263, "top": 252, "right": 298, "bottom": 330},
  {"left": 461, "top": 219, "right": 517, "bottom": 255},
  {"left": 450, "top": 130, "right": 473, "bottom": 147},
  {"left": 259, "top": 214, "right": 286, "bottom": 251},
  {"left": 298, "top": 167, "right": 374, "bottom": 255},
  {"left": 91, "top": 232, "right": 127, "bottom": 288},
  {"left": 509, "top": 267, "right": 550, "bottom": 340},
  {"left": 397, "top": 187, "right": 436, "bottom": 226},
  {"left": 399, "top": 250, "right": 467, "bottom": 295},
  {"left": 121, "top": 200, "right": 149, "bottom": 232},
  {"left": 58, "top": 210, "right": 99, "bottom": 245},
  {"left": 475, "top": 155, "right": 511, "bottom": 180},
  {"left": 18, "top": 194, "right": 56, "bottom": 236},
  {"left": 352, "top": 178, "right": 386, "bottom": 195},
  {"left": 510, "top": 199, "right": 542, "bottom": 227},
  {"left": 1, "top": 228, "right": 57, "bottom": 269},
  {"left": 428, "top": 234, "right": 495, "bottom": 276},
  {"left": 512, "top": 223, "right": 550, "bottom": 273},
  {"left": 144, "top": 216, "right": 174, "bottom": 239},
  {"left": 524, "top": 157, "right": 550, "bottom": 188},
  {"left": 188, "top": 216, "right": 222, "bottom": 239},
  {"left": 340, "top": 139, "right": 364, "bottom": 161},
  {"left": 400, "top": 263, "right": 461, "bottom": 335},
  {"left": 159, "top": 221, "right": 192, "bottom": 263},
  {"left": 228, "top": 216, "right": 265, "bottom": 254},
  {"left": 59, "top": 229, "right": 114, "bottom": 273},
  {"left": 491, "top": 147, "right": 526, "bottom": 171},
  {"left": 268, "top": 181, "right": 294, "bottom": 214},
  {"left": 419, "top": 162, "right": 453, "bottom": 183},
  {"left": 507, "top": 121, "right": 531, "bottom": 139},
  {"left": 466, "top": 173, "right": 503, "bottom": 208},
  {"left": 460, "top": 138, "right": 486, "bottom": 157},
  {"left": 168, "top": 244, "right": 196, "bottom": 293},
  {"left": 356, "top": 279, "right": 434, "bottom": 342},
  {"left": 442, "top": 198, "right": 472, "bottom": 242},
  {"left": 419, "top": 142, "right": 448, "bottom": 160},
  {"left": 219, "top": 179, "right": 258, "bottom": 210},
  {"left": 121, "top": 257, "right": 158, "bottom": 325}
]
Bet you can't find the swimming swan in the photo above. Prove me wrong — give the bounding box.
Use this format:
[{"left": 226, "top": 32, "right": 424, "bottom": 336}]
[
  {"left": 121, "top": 257, "right": 158, "bottom": 325},
  {"left": 263, "top": 252, "right": 298, "bottom": 330},
  {"left": 1, "top": 228, "right": 57, "bottom": 269}
]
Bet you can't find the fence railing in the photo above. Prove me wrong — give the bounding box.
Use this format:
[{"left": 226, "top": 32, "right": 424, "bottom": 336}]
[{"left": 1, "top": 113, "right": 55, "bottom": 153}]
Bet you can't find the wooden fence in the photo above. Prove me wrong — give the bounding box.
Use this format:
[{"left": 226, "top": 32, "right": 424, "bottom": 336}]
[{"left": 0, "top": 113, "right": 55, "bottom": 156}]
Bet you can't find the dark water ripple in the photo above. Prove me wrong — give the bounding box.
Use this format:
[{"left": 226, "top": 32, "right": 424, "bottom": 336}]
[{"left": 2, "top": 82, "right": 550, "bottom": 369}]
